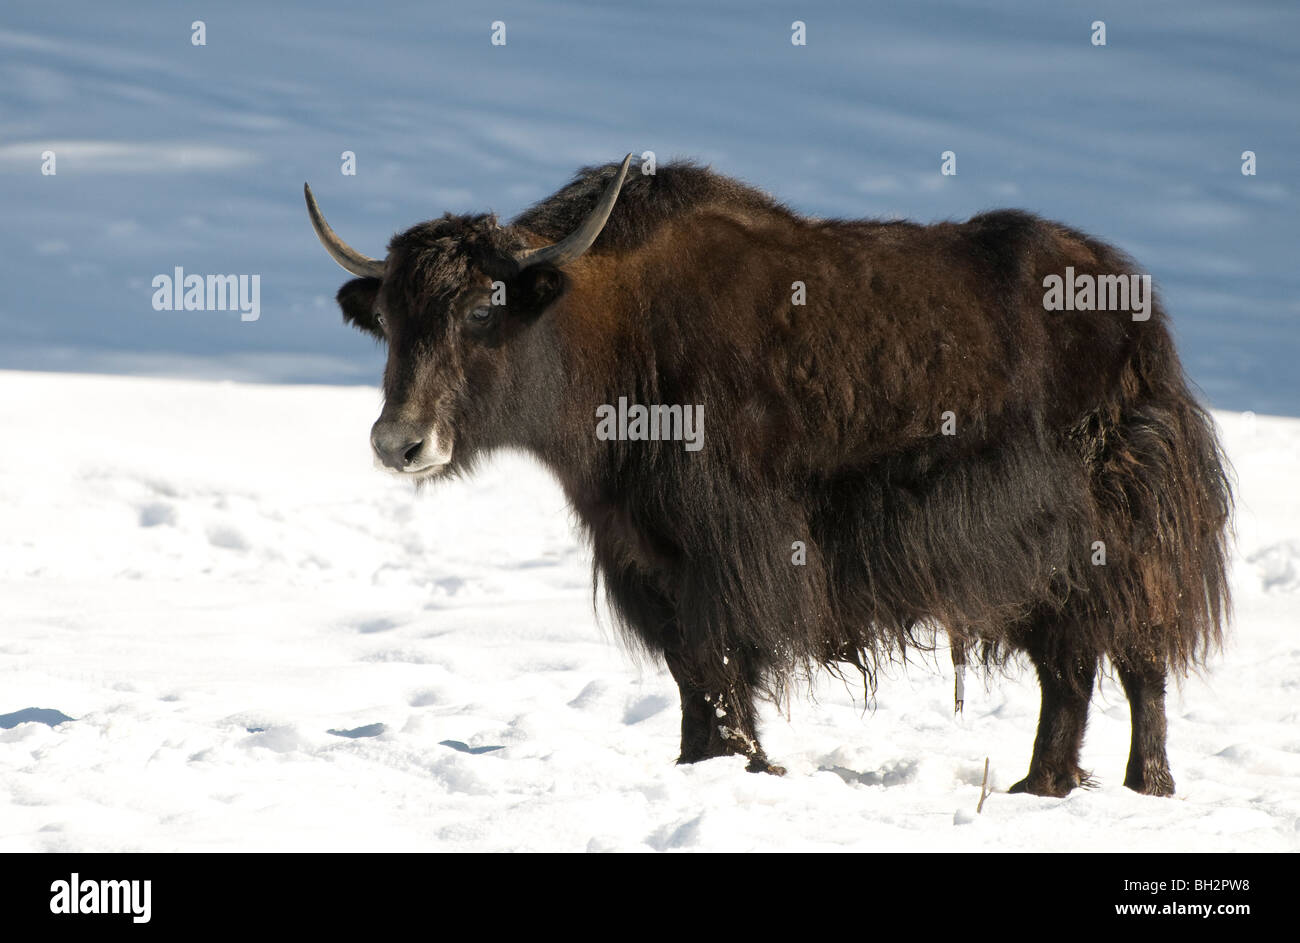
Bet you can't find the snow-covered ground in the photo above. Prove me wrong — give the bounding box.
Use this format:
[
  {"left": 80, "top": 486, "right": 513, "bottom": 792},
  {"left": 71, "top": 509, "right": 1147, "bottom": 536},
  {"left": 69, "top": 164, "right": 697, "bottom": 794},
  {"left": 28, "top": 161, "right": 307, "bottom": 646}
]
[{"left": 1, "top": 369, "right": 1296, "bottom": 852}]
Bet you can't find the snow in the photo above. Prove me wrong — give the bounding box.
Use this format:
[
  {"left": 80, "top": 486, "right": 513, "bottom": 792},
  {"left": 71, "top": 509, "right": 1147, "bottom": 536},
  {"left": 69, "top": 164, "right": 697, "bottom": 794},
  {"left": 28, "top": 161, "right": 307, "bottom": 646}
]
[{"left": 1, "top": 370, "right": 1296, "bottom": 852}]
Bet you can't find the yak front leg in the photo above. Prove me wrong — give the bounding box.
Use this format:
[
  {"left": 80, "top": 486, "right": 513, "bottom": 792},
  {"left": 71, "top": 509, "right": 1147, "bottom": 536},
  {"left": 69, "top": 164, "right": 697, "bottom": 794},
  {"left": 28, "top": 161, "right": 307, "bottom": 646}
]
[
  {"left": 663, "top": 646, "right": 784, "bottom": 775},
  {"left": 1010, "top": 627, "right": 1098, "bottom": 797}
]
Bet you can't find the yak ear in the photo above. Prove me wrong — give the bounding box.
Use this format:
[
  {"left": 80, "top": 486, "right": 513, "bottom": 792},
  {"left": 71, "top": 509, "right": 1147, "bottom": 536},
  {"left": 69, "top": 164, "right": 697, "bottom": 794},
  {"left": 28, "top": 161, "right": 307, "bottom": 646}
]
[
  {"left": 336, "top": 277, "right": 383, "bottom": 337},
  {"left": 513, "top": 265, "right": 566, "bottom": 316}
]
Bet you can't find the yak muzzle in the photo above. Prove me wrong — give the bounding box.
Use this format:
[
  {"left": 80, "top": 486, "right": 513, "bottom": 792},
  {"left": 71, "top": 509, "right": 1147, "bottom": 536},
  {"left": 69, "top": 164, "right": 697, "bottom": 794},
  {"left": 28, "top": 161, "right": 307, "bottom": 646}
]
[{"left": 370, "top": 419, "right": 450, "bottom": 474}]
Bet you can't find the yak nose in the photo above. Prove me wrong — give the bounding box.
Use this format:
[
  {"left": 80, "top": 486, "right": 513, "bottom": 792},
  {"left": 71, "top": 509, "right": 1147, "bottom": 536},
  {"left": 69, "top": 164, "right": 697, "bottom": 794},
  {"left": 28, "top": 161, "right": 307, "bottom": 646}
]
[{"left": 370, "top": 420, "right": 427, "bottom": 471}]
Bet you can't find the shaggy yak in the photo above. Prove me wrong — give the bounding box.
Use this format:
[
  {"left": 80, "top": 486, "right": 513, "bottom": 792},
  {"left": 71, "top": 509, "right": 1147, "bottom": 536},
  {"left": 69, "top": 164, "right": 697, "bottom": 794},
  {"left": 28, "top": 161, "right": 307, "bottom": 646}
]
[{"left": 305, "top": 154, "right": 1231, "bottom": 796}]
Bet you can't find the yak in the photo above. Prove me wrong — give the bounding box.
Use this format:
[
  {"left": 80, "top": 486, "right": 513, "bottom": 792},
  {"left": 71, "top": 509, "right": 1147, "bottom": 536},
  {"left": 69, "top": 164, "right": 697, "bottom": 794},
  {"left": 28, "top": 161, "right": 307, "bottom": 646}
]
[{"left": 304, "top": 154, "right": 1231, "bottom": 796}]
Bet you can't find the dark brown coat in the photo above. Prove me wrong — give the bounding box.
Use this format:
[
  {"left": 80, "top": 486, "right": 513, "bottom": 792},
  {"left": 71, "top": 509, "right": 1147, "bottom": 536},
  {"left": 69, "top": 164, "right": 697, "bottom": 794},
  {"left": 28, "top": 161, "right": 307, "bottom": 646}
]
[{"left": 325, "top": 160, "right": 1232, "bottom": 795}]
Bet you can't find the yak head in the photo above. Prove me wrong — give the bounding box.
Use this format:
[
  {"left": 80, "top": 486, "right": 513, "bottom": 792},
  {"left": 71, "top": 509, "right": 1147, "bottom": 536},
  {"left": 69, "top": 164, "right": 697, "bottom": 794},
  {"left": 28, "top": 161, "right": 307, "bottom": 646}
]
[{"left": 304, "top": 154, "right": 631, "bottom": 481}]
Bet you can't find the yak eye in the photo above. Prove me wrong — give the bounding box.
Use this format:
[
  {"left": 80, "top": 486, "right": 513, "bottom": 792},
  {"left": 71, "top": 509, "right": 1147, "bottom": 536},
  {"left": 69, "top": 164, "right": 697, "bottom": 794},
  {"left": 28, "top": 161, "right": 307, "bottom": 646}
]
[
  {"left": 375, "top": 313, "right": 387, "bottom": 330},
  {"left": 468, "top": 305, "right": 493, "bottom": 323}
]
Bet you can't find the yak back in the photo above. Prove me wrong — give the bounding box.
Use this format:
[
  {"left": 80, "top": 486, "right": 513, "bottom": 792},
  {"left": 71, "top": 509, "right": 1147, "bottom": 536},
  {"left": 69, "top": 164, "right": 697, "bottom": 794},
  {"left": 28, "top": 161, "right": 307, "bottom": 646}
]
[
  {"left": 520, "top": 160, "right": 1160, "bottom": 479},
  {"left": 514, "top": 162, "right": 1214, "bottom": 689}
]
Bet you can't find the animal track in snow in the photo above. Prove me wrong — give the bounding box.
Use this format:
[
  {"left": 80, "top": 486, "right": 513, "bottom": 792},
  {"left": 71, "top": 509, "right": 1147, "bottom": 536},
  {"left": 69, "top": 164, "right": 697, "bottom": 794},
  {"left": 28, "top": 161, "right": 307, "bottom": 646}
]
[
  {"left": 622, "top": 694, "right": 672, "bottom": 725},
  {"left": 138, "top": 502, "right": 177, "bottom": 527}
]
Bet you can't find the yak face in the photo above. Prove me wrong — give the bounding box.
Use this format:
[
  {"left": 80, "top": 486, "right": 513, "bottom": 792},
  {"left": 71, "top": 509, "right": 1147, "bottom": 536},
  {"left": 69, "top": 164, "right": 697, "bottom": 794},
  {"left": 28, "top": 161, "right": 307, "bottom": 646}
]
[
  {"left": 304, "top": 155, "right": 631, "bottom": 481},
  {"left": 335, "top": 216, "right": 563, "bottom": 480}
]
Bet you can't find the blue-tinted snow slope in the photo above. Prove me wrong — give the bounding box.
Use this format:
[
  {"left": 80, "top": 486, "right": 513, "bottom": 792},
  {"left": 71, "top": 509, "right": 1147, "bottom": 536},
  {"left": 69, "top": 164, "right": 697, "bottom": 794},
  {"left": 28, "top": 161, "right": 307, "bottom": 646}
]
[{"left": 1, "top": 1, "right": 1296, "bottom": 412}]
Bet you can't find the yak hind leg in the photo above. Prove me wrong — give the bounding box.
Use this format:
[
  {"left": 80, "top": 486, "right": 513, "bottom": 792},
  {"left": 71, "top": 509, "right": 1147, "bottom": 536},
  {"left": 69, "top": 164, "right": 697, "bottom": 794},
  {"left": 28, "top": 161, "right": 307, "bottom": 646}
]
[
  {"left": 664, "top": 647, "right": 784, "bottom": 775},
  {"left": 1009, "top": 623, "right": 1098, "bottom": 797},
  {"left": 1115, "top": 648, "right": 1176, "bottom": 796}
]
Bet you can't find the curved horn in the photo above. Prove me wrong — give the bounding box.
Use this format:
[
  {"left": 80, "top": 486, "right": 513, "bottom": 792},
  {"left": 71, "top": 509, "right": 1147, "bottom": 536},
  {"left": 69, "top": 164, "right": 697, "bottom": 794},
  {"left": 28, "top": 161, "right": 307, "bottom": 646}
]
[
  {"left": 303, "top": 183, "right": 386, "bottom": 279},
  {"left": 514, "top": 153, "right": 633, "bottom": 270}
]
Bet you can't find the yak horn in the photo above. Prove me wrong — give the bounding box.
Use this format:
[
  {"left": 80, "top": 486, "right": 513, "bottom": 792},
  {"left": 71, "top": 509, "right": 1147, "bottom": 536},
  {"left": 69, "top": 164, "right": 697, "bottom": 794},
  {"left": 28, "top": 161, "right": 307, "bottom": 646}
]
[
  {"left": 303, "top": 183, "right": 386, "bottom": 279},
  {"left": 514, "top": 153, "right": 633, "bottom": 270}
]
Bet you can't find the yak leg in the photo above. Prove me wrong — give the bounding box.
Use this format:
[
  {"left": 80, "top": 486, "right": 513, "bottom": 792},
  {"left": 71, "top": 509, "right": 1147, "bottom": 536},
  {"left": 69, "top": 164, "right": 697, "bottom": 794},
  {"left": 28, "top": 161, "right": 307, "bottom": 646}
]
[
  {"left": 1010, "top": 626, "right": 1098, "bottom": 797},
  {"left": 663, "top": 646, "right": 783, "bottom": 775},
  {"left": 595, "top": 545, "right": 781, "bottom": 775},
  {"left": 1116, "top": 649, "right": 1175, "bottom": 796}
]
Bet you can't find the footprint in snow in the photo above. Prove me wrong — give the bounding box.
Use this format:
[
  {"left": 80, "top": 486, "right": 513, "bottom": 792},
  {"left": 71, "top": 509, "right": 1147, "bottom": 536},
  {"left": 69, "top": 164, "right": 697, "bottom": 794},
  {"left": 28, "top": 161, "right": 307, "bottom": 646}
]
[
  {"left": 207, "top": 525, "right": 250, "bottom": 551},
  {"left": 439, "top": 740, "right": 504, "bottom": 755},
  {"left": 622, "top": 694, "right": 672, "bottom": 725},
  {"left": 822, "top": 757, "right": 921, "bottom": 787},
  {"left": 138, "top": 502, "right": 177, "bottom": 527},
  {"left": 0, "top": 707, "right": 75, "bottom": 729},
  {"left": 327, "top": 723, "right": 386, "bottom": 739}
]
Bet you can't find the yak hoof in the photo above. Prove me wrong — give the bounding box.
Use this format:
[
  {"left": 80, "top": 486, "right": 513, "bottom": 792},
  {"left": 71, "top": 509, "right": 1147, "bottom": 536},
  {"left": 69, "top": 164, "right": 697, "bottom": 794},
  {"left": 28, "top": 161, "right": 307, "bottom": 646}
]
[
  {"left": 1009, "top": 767, "right": 1094, "bottom": 797},
  {"left": 676, "top": 753, "right": 786, "bottom": 776},
  {"left": 746, "top": 756, "right": 786, "bottom": 776},
  {"left": 1124, "top": 767, "right": 1175, "bottom": 797}
]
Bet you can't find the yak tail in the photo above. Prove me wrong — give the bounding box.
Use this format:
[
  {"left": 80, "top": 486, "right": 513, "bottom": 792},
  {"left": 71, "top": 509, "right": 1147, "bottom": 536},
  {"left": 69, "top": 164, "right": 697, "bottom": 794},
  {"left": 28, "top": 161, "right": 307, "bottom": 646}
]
[{"left": 1084, "top": 331, "right": 1234, "bottom": 674}]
